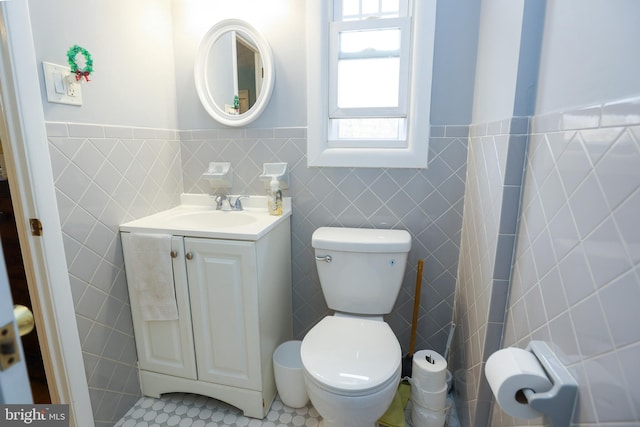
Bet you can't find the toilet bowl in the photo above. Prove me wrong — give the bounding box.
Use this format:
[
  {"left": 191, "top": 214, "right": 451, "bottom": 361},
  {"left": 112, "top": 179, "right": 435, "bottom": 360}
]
[
  {"left": 301, "top": 315, "right": 401, "bottom": 427},
  {"left": 301, "top": 227, "right": 411, "bottom": 427}
]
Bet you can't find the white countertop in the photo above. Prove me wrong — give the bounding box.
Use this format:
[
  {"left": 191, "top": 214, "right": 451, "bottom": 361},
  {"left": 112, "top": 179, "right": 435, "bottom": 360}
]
[{"left": 119, "top": 193, "right": 291, "bottom": 241}]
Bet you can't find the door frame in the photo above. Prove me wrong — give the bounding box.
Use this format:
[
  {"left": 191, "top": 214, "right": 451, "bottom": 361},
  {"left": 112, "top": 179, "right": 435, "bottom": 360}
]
[{"left": 0, "top": 1, "right": 94, "bottom": 426}]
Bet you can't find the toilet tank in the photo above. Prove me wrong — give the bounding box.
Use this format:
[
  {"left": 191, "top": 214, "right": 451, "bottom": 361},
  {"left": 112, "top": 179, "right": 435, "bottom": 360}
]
[{"left": 312, "top": 227, "right": 411, "bottom": 315}]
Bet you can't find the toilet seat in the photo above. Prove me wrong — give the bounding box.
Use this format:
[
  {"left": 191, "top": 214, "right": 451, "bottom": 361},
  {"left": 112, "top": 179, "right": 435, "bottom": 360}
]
[{"left": 301, "top": 316, "right": 401, "bottom": 396}]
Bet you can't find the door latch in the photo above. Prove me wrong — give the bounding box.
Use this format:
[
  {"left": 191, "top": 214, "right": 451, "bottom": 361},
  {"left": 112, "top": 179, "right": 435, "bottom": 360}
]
[{"left": 0, "top": 322, "right": 21, "bottom": 371}]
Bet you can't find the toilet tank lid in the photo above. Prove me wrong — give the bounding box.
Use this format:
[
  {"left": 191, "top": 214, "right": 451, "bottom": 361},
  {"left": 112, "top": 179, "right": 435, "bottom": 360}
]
[{"left": 312, "top": 227, "right": 411, "bottom": 253}]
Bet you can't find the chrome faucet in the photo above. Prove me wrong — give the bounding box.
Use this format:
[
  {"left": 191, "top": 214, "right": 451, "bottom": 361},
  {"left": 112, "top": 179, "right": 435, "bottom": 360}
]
[
  {"left": 214, "top": 194, "right": 249, "bottom": 211},
  {"left": 231, "top": 195, "right": 250, "bottom": 211},
  {"left": 214, "top": 194, "right": 232, "bottom": 211}
]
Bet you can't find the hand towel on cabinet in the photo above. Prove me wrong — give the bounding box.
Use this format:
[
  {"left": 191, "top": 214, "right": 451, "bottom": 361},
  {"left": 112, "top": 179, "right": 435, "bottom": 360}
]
[{"left": 126, "top": 233, "right": 178, "bottom": 321}]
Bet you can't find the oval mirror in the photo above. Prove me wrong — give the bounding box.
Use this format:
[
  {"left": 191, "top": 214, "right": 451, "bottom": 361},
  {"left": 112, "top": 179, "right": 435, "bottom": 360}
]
[{"left": 194, "top": 19, "right": 275, "bottom": 127}]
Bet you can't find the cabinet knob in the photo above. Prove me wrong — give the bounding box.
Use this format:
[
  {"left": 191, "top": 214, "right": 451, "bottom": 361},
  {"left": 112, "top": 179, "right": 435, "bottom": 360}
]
[
  {"left": 170, "top": 250, "right": 178, "bottom": 258},
  {"left": 186, "top": 252, "right": 194, "bottom": 260}
]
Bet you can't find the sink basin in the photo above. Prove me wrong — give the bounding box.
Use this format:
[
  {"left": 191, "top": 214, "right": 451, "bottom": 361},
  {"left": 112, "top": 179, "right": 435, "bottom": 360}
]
[
  {"left": 119, "top": 194, "right": 291, "bottom": 241},
  {"left": 170, "top": 211, "right": 257, "bottom": 228}
]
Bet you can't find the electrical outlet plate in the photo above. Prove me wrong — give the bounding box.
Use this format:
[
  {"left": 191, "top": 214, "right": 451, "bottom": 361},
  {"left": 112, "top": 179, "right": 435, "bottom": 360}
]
[{"left": 43, "top": 61, "right": 82, "bottom": 106}]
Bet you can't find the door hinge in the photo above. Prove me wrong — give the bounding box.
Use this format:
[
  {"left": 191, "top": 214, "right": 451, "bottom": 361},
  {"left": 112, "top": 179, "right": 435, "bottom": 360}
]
[{"left": 29, "top": 218, "right": 43, "bottom": 236}]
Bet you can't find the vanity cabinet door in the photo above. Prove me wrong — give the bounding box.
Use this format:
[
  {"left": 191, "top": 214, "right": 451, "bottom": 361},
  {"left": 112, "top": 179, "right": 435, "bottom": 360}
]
[
  {"left": 121, "top": 234, "right": 197, "bottom": 380},
  {"left": 184, "top": 238, "right": 261, "bottom": 390}
]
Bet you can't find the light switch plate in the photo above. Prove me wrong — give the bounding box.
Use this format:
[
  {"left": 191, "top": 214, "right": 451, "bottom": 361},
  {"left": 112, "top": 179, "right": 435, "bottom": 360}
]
[{"left": 43, "top": 61, "right": 82, "bottom": 106}]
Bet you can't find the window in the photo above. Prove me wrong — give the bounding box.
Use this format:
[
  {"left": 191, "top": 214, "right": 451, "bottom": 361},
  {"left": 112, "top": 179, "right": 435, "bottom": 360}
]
[
  {"left": 307, "top": 0, "right": 437, "bottom": 168},
  {"left": 329, "top": 2, "right": 409, "bottom": 146}
]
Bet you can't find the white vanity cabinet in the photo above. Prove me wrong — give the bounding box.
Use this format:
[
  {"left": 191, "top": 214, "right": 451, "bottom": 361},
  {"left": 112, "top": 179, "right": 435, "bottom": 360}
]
[
  {"left": 186, "top": 237, "right": 261, "bottom": 390},
  {"left": 120, "top": 216, "right": 292, "bottom": 419}
]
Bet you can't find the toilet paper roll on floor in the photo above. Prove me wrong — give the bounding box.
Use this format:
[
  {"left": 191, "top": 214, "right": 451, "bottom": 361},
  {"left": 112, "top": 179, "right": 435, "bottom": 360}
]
[
  {"left": 412, "top": 350, "right": 448, "bottom": 391},
  {"left": 410, "top": 398, "right": 450, "bottom": 427},
  {"left": 411, "top": 381, "right": 448, "bottom": 411},
  {"left": 485, "top": 347, "right": 552, "bottom": 419}
]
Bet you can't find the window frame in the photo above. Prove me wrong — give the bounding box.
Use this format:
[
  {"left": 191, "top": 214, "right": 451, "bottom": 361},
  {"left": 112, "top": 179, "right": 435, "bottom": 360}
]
[
  {"left": 328, "top": 17, "right": 411, "bottom": 119},
  {"left": 307, "top": 0, "right": 437, "bottom": 168}
]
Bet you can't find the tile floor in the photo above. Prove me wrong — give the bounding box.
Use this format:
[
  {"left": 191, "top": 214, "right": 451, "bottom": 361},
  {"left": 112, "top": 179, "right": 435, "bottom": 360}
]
[
  {"left": 114, "top": 393, "right": 321, "bottom": 427},
  {"left": 114, "top": 391, "right": 459, "bottom": 427}
]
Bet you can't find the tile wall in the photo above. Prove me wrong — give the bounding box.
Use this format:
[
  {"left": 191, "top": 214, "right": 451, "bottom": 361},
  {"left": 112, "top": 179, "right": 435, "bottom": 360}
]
[
  {"left": 451, "top": 96, "right": 640, "bottom": 427},
  {"left": 46, "top": 123, "right": 183, "bottom": 427},
  {"left": 45, "top": 123, "right": 469, "bottom": 425},
  {"left": 451, "top": 118, "right": 528, "bottom": 427},
  {"left": 47, "top": 99, "right": 640, "bottom": 427},
  {"left": 180, "top": 126, "right": 469, "bottom": 351},
  {"left": 493, "top": 97, "right": 640, "bottom": 426}
]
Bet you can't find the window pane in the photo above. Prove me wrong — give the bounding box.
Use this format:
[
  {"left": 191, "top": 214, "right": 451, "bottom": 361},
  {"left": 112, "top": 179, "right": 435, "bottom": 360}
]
[
  {"left": 342, "top": 0, "right": 360, "bottom": 18},
  {"left": 381, "top": 0, "right": 400, "bottom": 13},
  {"left": 362, "top": 0, "right": 378, "bottom": 16},
  {"left": 339, "top": 0, "right": 405, "bottom": 20},
  {"left": 340, "top": 28, "right": 401, "bottom": 54},
  {"left": 337, "top": 57, "right": 400, "bottom": 108},
  {"left": 336, "top": 118, "right": 402, "bottom": 140}
]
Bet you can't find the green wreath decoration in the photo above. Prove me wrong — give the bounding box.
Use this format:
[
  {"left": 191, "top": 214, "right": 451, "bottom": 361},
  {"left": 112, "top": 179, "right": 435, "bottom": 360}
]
[{"left": 67, "top": 45, "right": 93, "bottom": 82}]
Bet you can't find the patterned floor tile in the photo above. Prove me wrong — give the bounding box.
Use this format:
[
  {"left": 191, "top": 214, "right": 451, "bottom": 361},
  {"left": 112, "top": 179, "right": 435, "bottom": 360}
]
[
  {"left": 114, "top": 393, "right": 320, "bottom": 427},
  {"left": 113, "top": 391, "right": 459, "bottom": 427}
]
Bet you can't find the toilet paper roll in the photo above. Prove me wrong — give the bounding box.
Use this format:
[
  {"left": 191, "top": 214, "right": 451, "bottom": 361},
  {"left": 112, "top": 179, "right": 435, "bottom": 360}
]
[
  {"left": 410, "top": 398, "right": 449, "bottom": 427},
  {"left": 412, "top": 350, "right": 448, "bottom": 391},
  {"left": 411, "top": 381, "right": 447, "bottom": 411},
  {"left": 485, "top": 347, "right": 553, "bottom": 419}
]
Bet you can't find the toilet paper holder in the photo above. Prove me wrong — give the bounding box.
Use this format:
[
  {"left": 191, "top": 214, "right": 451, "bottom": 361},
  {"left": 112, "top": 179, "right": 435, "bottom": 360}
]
[{"left": 523, "top": 341, "right": 578, "bottom": 427}]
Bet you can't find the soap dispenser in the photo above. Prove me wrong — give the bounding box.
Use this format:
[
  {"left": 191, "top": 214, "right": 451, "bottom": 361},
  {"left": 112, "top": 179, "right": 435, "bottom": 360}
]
[{"left": 268, "top": 177, "right": 283, "bottom": 216}]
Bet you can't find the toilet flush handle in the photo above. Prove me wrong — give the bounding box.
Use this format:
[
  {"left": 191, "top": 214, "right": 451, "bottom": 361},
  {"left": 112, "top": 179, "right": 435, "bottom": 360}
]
[{"left": 315, "top": 255, "right": 332, "bottom": 263}]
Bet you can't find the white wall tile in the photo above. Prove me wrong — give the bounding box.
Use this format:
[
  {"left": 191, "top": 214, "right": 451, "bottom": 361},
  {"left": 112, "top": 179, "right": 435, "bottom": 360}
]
[
  {"left": 457, "top": 97, "right": 640, "bottom": 427},
  {"left": 180, "top": 130, "right": 468, "bottom": 350},
  {"left": 49, "top": 122, "right": 466, "bottom": 424},
  {"left": 493, "top": 97, "right": 640, "bottom": 426},
  {"left": 48, "top": 124, "right": 183, "bottom": 424}
]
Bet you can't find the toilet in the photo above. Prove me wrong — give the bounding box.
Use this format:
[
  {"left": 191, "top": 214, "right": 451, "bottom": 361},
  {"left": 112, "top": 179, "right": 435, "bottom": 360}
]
[{"left": 300, "top": 227, "right": 411, "bottom": 427}]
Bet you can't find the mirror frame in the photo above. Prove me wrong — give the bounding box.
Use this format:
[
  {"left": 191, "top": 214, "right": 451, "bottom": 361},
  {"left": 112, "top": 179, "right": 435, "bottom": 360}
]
[{"left": 194, "top": 19, "right": 275, "bottom": 127}]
